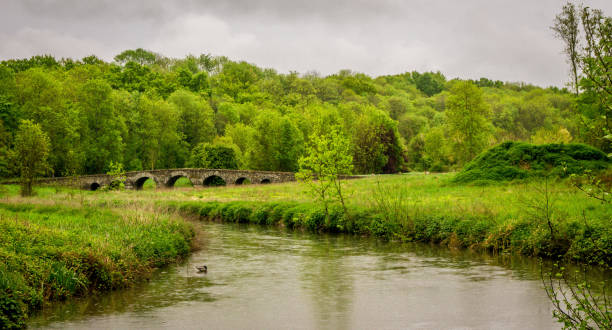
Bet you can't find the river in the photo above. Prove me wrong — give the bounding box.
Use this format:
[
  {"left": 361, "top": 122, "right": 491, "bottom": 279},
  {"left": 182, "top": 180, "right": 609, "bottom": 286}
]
[{"left": 29, "top": 222, "right": 562, "bottom": 329}]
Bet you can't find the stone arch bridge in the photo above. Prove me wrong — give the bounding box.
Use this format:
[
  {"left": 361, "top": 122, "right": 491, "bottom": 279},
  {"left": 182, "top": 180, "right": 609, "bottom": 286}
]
[{"left": 32, "top": 168, "right": 296, "bottom": 190}]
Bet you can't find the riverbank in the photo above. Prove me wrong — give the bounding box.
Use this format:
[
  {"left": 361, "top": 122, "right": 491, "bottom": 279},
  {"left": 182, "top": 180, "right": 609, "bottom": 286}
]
[
  {"left": 7, "top": 173, "right": 612, "bottom": 265},
  {"left": 0, "top": 202, "right": 195, "bottom": 329},
  {"left": 1, "top": 173, "right": 610, "bottom": 327},
  {"left": 162, "top": 191, "right": 611, "bottom": 266},
  {"left": 116, "top": 173, "right": 610, "bottom": 265}
]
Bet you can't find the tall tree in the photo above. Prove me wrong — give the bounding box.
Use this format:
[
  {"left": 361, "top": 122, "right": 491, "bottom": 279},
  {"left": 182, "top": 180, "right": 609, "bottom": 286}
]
[
  {"left": 553, "top": 3, "right": 611, "bottom": 152},
  {"left": 552, "top": 2, "right": 581, "bottom": 95},
  {"left": 14, "top": 120, "right": 50, "bottom": 196},
  {"left": 78, "top": 79, "right": 125, "bottom": 173},
  {"left": 113, "top": 48, "right": 160, "bottom": 66},
  {"left": 580, "top": 5, "right": 612, "bottom": 151},
  {"left": 249, "top": 111, "right": 304, "bottom": 171},
  {"left": 353, "top": 108, "right": 405, "bottom": 174},
  {"left": 445, "top": 81, "right": 492, "bottom": 164},
  {"left": 168, "top": 90, "right": 215, "bottom": 147},
  {"left": 188, "top": 142, "right": 238, "bottom": 169},
  {"left": 16, "top": 68, "right": 80, "bottom": 176}
]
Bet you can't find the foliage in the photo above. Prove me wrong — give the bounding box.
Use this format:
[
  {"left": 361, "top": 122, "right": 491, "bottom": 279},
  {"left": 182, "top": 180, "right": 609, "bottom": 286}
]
[
  {"left": 248, "top": 111, "right": 304, "bottom": 172},
  {"left": 553, "top": 3, "right": 612, "bottom": 153},
  {"left": 531, "top": 126, "right": 573, "bottom": 144},
  {"left": 104, "top": 161, "right": 126, "bottom": 190},
  {"left": 552, "top": 2, "right": 580, "bottom": 95},
  {"left": 541, "top": 172, "right": 611, "bottom": 329},
  {"left": 543, "top": 264, "right": 611, "bottom": 329},
  {"left": 570, "top": 168, "right": 612, "bottom": 203},
  {"left": 188, "top": 142, "right": 238, "bottom": 169},
  {"left": 412, "top": 71, "right": 446, "bottom": 97},
  {"left": 13, "top": 120, "right": 50, "bottom": 196},
  {"left": 445, "top": 81, "right": 492, "bottom": 165},
  {"left": 0, "top": 203, "right": 194, "bottom": 327},
  {"left": 453, "top": 141, "right": 610, "bottom": 183},
  {"left": 114, "top": 48, "right": 160, "bottom": 66},
  {"left": 0, "top": 27, "right": 606, "bottom": 176},
  {"left": 352, "top": 107, "right": 405, "bottom": 173},
  {"left": 296, "top": 126, "right": 353, "bottom": 222}
]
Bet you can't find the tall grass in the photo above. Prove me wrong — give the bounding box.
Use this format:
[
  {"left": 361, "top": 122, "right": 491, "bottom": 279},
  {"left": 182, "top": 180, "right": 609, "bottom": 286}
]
[
  {"left": 0, "top": 172, "right": 610, "bottom": 327},
  {"left": 148, "top": 174, "right": 611, "bottom": 266},
  {"left": 0, "top": 203, "right": 195, "bottom": 329}
]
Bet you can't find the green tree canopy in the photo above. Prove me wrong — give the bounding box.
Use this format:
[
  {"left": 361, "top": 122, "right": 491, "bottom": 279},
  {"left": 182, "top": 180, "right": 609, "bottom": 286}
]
[
  {"left": 445, "top": 81, "right": 492, "bottom": 164},
  {"left": 188, "top": 142, "right": 238, "bottom": 169},
  {"left": 14, "top": 120, "right": 50, "bottom": 196}
]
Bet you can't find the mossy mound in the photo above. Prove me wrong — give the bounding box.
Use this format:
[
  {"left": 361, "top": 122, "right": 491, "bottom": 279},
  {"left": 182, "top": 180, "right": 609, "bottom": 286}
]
[{"left": 453, "top": 141, "right": 610, "bottom": 183}]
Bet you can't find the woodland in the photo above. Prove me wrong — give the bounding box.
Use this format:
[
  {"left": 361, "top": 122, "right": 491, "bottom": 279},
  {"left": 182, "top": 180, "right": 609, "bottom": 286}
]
[{"left": 0, "top": 47, "right": 607, "bottom": 178}]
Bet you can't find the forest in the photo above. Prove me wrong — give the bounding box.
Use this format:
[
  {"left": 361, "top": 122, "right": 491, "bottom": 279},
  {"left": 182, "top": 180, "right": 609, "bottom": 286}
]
[{"left": 0, "top": 45, "right": 608, "bottom": 178}]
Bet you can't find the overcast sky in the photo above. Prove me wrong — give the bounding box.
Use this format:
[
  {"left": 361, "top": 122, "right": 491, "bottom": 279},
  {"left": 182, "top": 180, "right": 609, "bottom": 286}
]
[{"left": 1, "top": 0, "right": 611, "bottom": 87}]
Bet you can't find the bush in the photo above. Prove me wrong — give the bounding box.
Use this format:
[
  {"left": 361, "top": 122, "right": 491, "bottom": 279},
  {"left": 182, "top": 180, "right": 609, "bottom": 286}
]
[
  {"left": 454, "top": 142, "right": 610, "bottom": 183},
  {"left": 0, "top": 290, "right": 26, "bottom": 329}
]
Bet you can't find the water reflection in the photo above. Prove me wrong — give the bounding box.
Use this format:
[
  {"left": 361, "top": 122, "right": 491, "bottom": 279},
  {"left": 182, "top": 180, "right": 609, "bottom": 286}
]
[
  {"left": 29, "top": 222, "right": 601, "bottom": 329},
  {"left": 299, "top": 235, "right": 353, "bottom": 330}
]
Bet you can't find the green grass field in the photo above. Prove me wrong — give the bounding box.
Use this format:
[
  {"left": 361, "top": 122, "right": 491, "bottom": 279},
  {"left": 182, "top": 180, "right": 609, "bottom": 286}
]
[
  {"left": 1, "top": 173, "right": 610, "bottom": 327},
  {"left": 6, "top": 173, "right": 610, "bottom": 260},
  {"left": 19, "top": 173, "right": 607, "bottom": 224}
]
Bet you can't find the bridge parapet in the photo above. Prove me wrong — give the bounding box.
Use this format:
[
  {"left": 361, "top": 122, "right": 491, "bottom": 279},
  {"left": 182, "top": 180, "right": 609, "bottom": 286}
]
[{"left": 7, "top": 168, "right": 297, "bottom": 190}]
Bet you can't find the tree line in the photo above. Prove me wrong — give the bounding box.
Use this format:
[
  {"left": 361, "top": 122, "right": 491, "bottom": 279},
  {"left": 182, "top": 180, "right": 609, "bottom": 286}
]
[{"left": 0, "top": 5, "right": 609, "bottom": 178}]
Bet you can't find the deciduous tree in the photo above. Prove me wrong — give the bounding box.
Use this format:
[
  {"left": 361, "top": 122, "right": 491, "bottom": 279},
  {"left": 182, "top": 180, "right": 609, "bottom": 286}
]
[
  {"left": 297, "top": 126, "right": 353, "bottom": 222},
  {"left": 445, "top": 81, "right": 492, "bottom": 165},
  {"left": 14, "top": 120, "right": 50, "bottom": 196}
]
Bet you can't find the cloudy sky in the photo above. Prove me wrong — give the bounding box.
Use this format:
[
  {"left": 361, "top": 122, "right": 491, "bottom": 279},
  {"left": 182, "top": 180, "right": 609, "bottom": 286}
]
[{"left": 1, "top": 0, "right": 611, "bottom": 87}]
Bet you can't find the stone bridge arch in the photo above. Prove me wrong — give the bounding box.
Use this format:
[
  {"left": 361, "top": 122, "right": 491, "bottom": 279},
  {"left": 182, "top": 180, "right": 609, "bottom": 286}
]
[
  {"left": 162, "top": 170, "right": 198, "bottom": 188},
  {"left": 82, "top": 176, "right": 112, "bottom": 191},
  {"left": 126, "top": 172, "right": 160, "bottom": 190},
  {"left": 234, "top": 177, "right": 251, "bottom": 185},
  {"left": 203, "top": 174, "right": 227, "bottom": 186}
]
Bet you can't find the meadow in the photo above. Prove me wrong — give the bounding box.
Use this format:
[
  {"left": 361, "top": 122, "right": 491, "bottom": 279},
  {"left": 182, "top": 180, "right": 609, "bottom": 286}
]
[
  {"left": 156, "top": 174, "right": 610, "bottom": 265},
  {"left": 1, "top": 173, "right": 610, "bottom": 328},
  {"left": 8, "top": 173, "right": 612, "bottom": 263}
]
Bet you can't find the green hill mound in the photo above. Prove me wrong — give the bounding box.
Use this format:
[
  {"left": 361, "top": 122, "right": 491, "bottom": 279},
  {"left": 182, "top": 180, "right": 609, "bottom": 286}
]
[{"left": 453, "top": 142, "right": 610, "bottom": 183}]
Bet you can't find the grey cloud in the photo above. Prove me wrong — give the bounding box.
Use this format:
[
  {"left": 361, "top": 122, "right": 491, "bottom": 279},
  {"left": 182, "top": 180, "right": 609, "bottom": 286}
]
[{"left": 2, "top": 0, "right": 612, "bottom": 87}]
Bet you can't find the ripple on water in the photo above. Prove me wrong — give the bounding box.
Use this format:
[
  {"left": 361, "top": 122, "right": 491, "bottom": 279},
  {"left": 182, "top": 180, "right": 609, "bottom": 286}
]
[{"left": 28, "top": 222, "right": 581, "bottom": 329}]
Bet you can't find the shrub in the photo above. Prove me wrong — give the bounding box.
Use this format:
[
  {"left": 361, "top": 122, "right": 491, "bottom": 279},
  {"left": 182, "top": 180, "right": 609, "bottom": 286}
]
[
  {"left": 0, "top": 290, "right": 26, "bottom": 329},
  {"left": 454, "top": 142, "right": 610, "bottom": 183}
]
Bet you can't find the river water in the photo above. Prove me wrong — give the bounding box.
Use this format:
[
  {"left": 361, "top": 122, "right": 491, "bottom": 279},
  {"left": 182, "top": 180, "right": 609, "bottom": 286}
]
[{"left": 29, "top": 222, "right": 563, "bottom": 329}]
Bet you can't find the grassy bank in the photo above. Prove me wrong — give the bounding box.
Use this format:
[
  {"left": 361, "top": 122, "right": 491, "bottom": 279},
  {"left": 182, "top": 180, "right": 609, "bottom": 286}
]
[
  {"left": 0, "top": 202, "right": 195, "bottom": 329},
  {"left": 162, "top": 194, "right": 610, "bottom": 267},
  {"left": 1, "top": 173, "right": 610, "bottom": 327},
  {"left": 46, "top": 172, "right": 608, "bottom": 266}
]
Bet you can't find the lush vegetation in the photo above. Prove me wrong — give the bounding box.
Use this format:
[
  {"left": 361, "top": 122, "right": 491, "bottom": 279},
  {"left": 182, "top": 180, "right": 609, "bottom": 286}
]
[
  {"left": 158, "top": 175, "right": 610, "bottom": 267},
  {"left": 453, "top": 141, "right": 610, "bottom": 183},
  {"left": 0, "top": 46, "right": 608, "bottom": 179},
  {"left": 0, "top": 202, "right": 195, "bottom": 328},
  {"left": 0, "top": 2, "right": 610, "bottom": 328},
  {"left": 0, "top": 172, "right": 609, "bottom": 327},
  {"left": 5, "top": 172, "right": 608, "bottom": 267}
]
